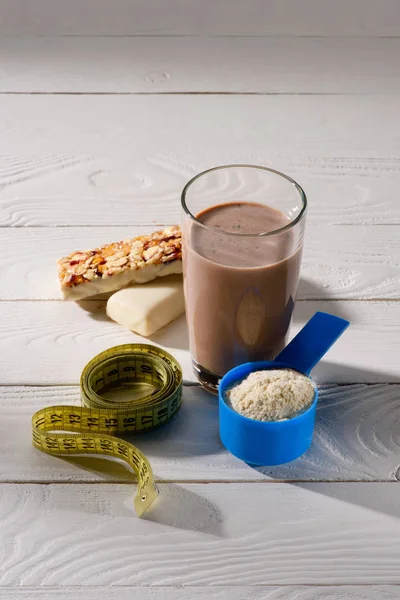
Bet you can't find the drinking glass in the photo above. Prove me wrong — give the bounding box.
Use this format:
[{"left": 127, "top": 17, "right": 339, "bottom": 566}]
[{"left": 181, "top": 165, "right": 307, "bottom": 393}]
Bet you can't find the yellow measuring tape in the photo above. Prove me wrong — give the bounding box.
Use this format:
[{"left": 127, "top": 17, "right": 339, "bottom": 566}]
[{"left": 32, "top": 344, "right": 183, "bottom": 517}]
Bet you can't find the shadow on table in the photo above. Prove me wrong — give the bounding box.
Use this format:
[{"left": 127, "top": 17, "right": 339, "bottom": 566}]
[
  {"left": 148, "top": 314, "right": 189, "bottom": 351},
  {"left": 143, "top": 482, "right": 225, "bottom": 536},
  {"left": 295, "top": 278, "right": 355, "bottom": 324},
  {"left": 60, "top": 385, "right": 222, "bottom": 482},
  {"left": 297, "top": 277, "right": 344, "bottom": 302},
  {"left": 292, "top": 480, "right": 400, "bottom": 520},
  {"left": 123, "top": 386, "right": 221, "bottom": 460},
  {"left": 53, "top": 470, "right": 223, "bottom": 533},
  {"left": 77, "top": 300, "right": 190, "bottom": 351},
  {"left": 76, "top": 299, "right": 106, "bottom": 314},
  {"left": 248, "top": 374, "right": 400, "bottom": 519},
  {"left": 252, "top": 376, "right": 399, "bottom": 467},
  {"left": 311, "top": 361, "right": 400, "bottom": 384},
  {"left": 60, "top": 454, "right": 135, "bottom": 482}
]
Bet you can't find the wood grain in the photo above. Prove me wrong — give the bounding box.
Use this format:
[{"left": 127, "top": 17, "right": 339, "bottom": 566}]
[
  {"left": 2, "top": 36, "right": 400, "bottom": 94},
  {"left": 3, "top": 383, "right": 400, "bottom": 483},
  {"left": 0, "top": 96, "right": 399, "bottom": 227},
  {"left": 1, "top": 224, "right": 399, "bottom": 300},
  {"left": 0, "top": 0, "right": 399, "bottom": 36},
  {"left": 0, "top": 10, "right": 398, "bottom": 593},
  {"left": 1, "top": 587, "right": 400, "bottom": 599},
  {"left": 1, "top": 481, "right": 400, "bottom": 585},
  {"left": 0, "top": 300, "right": 398, "bottom": 384}
]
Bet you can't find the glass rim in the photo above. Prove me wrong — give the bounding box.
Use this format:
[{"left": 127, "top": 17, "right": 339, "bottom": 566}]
[{"left": 181, "top": 164, "right": 307, "bottom": 238}]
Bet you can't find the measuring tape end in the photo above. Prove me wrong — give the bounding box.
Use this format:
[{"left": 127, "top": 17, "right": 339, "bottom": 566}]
[{"left": 135, "top": 481, "right": 159, "bottom": 517}]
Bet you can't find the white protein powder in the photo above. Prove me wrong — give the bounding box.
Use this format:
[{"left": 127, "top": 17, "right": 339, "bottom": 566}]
[{"left": 226, "top": 369, "right": 316, "bottom": 422}]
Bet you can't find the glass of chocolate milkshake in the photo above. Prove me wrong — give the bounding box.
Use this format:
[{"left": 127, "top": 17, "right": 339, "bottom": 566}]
[{"left": 181, "top": 165, "right": 307, "bottom": 393}]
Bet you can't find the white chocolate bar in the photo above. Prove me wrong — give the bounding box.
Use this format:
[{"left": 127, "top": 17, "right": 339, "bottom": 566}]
[
  {"left": 57, "top": 226, "right": 182, "bottom": 301},
  {"left": 106, "top": 275, "right": 185, "bottom": 336}
]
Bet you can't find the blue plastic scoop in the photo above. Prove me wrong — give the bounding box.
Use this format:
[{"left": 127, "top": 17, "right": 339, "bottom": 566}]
[{"left": 218, "top": 312, "right": 349, "bottom": 466}]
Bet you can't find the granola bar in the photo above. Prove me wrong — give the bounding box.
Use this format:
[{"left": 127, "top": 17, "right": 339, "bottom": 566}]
[{"left": 57, "top": 225, "right": 182, "bottom": 300}]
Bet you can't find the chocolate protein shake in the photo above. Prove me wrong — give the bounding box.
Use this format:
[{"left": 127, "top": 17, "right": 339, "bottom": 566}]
[{"left": 183, "top": 201, "right": 303, "bottom": 386}]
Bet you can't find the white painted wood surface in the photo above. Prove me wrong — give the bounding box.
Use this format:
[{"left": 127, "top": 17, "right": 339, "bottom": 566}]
[
  {"left": 2, "top": 482, "right": 400, "bottom": 586},
  {"left": 2, "top": 589, "right": 400, "bottom": 600},
  {"left": 2, "top": 37, "right": 400, "bottom": 94},
  {"left": 2, "top": 384, "right": 400, "bottom": 483},
  {"left": 3, "top": 155, "right": 399, "bottom": 227},
  {"left": 1, "top": 95, "right": 399, "bottom": 227},
  {"left": 1, "top": 225, "right": 399, "bottom": 300},
  {"left": 1, "top": 0, "right": 399, "bottom": 36},
  {"left": 1, "top": 300, "right": 399, "bottom": 384},
  {"left": 1, "top": 1, "right": 400, "bottom": 596}
]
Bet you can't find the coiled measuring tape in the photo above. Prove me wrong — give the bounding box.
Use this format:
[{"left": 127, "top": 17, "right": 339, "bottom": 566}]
[{"left": 32, "top": 344, "right": 183, "bottom": 517}]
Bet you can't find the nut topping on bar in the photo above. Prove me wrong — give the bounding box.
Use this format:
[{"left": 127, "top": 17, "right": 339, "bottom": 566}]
[{"left": 57, "top": 226, "right": 182, "bottom": 300}]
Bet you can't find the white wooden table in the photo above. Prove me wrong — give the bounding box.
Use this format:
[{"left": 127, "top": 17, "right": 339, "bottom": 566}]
[{"left": 1, "top": 2, "right": 400, "bottom": 598}]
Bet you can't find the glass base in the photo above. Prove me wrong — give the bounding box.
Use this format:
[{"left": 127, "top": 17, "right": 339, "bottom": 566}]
[{"left": 192, "top": 360, "right": 222, "bottom": 395}]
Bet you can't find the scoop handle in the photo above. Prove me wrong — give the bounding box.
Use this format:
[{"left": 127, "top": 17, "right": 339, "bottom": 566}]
[{"left": 275, "top": 311, "right": 350, "bottom": 375}]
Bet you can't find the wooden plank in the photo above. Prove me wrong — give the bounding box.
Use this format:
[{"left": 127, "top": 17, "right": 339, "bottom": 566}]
[
  {"left": 0, "top": 299, "right": 192, "bottom": 384},
  {"left": 1, "top": 587, "right": 400, "bottom": 599},
  {"left": 2, "top": 37, "right": 400, "bottom": 94},
  {"left": 0, "top": 300, "right": 398, "bottom": 384},
  {"left": 2, "top": 384, "right": 400, "bottom": 483},
  {"left": 1, "top": 224, "right": 399, "bottom": 301},
  {"left": 1, "top": 481, "right": 400, "bottom": 585},
  {"left": 0, "top": 95, "right": 399, "bottom": 227},
  {"left": 0, "top": 0, "right": 399, "bottom": 36}
]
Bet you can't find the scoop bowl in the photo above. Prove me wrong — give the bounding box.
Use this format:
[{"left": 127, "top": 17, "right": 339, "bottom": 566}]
[
  {"left": 218, "top": 312, "right": 349, "bottom": 466},
  {"left": 219, "top": 361, "right": 318, "bottom": 466}
]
